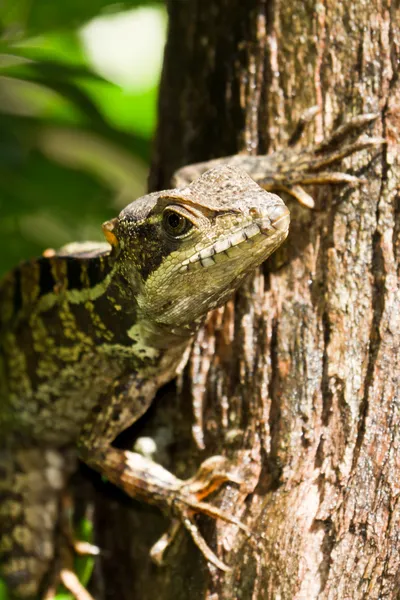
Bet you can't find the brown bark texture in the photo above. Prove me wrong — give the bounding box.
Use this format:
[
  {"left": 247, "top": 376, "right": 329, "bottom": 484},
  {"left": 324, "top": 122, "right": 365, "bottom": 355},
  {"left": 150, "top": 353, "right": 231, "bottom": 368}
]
[{"left": 91, "top": 0, "right": 400, "bottom": 599}]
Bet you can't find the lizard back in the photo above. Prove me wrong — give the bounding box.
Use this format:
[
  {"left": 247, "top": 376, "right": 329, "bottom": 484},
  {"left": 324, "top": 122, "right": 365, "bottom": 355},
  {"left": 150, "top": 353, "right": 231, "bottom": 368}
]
[{"left": 0, "top": 242, "right": 137, "bottom": 446}]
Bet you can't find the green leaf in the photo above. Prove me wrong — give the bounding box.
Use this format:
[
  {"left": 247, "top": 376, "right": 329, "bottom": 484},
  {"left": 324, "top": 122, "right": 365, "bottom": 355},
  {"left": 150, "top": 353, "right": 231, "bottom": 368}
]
[
  {"left": 0, "top": 579, "right": 9, "bottom": 600},
  {"left": 81, "top": 79, "right": 158, "bottom": 137},
  {"left": 0, "top": 0, "right": 164, "bottom": 39}
]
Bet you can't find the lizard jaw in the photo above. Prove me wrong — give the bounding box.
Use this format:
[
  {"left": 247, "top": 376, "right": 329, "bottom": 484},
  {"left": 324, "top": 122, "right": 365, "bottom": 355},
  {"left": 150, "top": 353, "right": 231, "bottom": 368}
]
[{"left": 179, "top": 204, "right": 290, "bottom": 272}]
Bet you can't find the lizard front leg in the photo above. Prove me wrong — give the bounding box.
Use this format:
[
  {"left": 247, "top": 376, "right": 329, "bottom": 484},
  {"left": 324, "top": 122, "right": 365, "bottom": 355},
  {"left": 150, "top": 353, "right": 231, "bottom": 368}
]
[
  {"left": 77, "top": 373, "right": 250, "bottom": 572},
  {"left": 173, "top": 112, "right": 385, "bottom": 208}
]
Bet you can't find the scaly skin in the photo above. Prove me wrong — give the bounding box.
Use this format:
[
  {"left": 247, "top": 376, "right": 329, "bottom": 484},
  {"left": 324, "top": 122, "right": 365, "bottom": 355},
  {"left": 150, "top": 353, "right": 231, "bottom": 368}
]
[
  {"left": 0, "top": 166, "right": 289, "bottom": 598},
  {"left": 0, "top": 112, "right": 383, "bottom": 598}
]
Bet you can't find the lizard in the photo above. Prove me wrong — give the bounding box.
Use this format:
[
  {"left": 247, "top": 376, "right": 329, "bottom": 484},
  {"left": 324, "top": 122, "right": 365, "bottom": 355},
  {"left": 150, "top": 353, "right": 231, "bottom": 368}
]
[{"left": 0, "top": 111, "right": 384, "bottom": 599}]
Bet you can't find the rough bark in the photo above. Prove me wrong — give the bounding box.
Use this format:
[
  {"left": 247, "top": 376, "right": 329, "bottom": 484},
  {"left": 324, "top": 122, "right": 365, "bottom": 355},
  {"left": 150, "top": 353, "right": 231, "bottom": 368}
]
[{"left": 92, "top": 0, "right": 400, "bottom": 598}]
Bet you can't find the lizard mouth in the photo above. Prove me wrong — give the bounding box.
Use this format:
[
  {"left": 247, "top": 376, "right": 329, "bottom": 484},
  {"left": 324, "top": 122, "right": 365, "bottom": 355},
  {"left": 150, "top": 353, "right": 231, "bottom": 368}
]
[{"left": 179, "top": 204, "right": 290, "bottom": 272}]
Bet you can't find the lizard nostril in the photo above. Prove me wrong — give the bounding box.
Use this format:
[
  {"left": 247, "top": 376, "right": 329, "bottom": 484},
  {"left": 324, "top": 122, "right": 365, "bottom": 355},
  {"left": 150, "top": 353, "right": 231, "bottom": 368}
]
[{"left": 269, "top": 204, "right": 290, "bottom": 231}]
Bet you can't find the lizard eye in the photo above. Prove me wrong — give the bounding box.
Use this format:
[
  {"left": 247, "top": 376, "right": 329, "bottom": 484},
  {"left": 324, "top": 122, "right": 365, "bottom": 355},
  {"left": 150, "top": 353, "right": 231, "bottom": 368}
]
[{"left": 163, "top": 209, "right": 193, "bottom": 237}]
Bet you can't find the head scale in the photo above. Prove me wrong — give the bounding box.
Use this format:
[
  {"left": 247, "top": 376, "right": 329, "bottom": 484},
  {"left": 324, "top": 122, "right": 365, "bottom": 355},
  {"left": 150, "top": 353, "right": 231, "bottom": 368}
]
[{"left": 102, "top": 166, "right": 290, "bottom": 331}]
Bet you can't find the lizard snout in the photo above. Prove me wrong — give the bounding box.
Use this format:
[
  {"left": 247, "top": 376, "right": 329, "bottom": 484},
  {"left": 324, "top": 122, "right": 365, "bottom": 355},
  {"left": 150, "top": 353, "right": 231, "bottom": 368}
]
[{"left": 269, "top": 204, "right": 290, "bottom": 231}]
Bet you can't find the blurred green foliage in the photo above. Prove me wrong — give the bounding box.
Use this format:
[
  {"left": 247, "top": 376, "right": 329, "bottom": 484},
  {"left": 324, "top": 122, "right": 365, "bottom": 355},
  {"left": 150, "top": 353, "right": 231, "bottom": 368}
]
[
  {"left": 0, "top": 0, "right": 166, "bottom": 277},
  {"left": 1, "top": 0, "right": 163, "bottom": 35},
  {"left": 0, "top": 1, "right": 165, "bottom": 597}
]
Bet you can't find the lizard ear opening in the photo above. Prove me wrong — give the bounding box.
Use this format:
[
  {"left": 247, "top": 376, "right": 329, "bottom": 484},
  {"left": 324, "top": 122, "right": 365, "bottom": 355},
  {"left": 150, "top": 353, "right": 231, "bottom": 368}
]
[{"left": 102, "top": 218, "right": 119, "bottom": 250}]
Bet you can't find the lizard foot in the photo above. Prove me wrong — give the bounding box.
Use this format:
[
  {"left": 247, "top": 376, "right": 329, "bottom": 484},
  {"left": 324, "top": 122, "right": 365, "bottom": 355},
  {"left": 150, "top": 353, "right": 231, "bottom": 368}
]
[
  {"left": 152, "top": 455, "right": 251, "bottom": 572},
  {"left": 44, "top": 569, "right": 95, "bottom": 600},
  {"left": 173, "top": 111, "right": 385, "bottom": 209},
  {"left": 43, "top": 494, "right": 99, "bottom": 600},
  {"left": 94, "top": 449, "right": 251, "bottom": 572},
  {"left": 42, "top": 542, "right": 98, "bottom": 600},
  {"left": 256, "top": 112, "right": 386, "bottom": 208}
]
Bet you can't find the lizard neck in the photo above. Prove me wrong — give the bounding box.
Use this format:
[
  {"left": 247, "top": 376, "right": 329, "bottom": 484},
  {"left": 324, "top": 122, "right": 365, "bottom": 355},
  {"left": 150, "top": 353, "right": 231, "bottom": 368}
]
[
  {"left": 0, "top": 248, "right": 197, "bottom": 365},
  {"left": 103, "top": 269, "right": 199, "bottom": 352}
]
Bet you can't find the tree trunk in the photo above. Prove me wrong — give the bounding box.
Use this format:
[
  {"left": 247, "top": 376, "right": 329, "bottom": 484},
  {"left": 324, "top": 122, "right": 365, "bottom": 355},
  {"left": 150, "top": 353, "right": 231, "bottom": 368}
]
[{"left": 92, "top": 1, "right": 400, "bottom": 598}]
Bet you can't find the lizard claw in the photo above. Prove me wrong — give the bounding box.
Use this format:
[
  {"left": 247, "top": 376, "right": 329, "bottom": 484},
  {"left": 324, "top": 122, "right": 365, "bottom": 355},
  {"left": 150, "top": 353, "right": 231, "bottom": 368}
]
[
  {"left": 157, "top": 455, "right": 251, "bottom": 571},
  {"left": 95, "top": 449, "right": 251, "bottom": 572},
  {"left": 173, "top": 111, "right": 385, "bottom": 209},
  {"left": 42, "top": 493, "right": 98, "bottom": 600},
  {"left": 288, "top": 105, "right": 320, "bottom": 146},
  {"left": 44, "top": 569, "right": 96, "bottom": 600},
  {"left": 315, "top": 113, "right": 381, "bottom": 152},
  {"left": 150, "top": 517, "right": 232, "bottom": 572},
  {"left": 257, "top": 116, "right": 386, "bottom": 207}
]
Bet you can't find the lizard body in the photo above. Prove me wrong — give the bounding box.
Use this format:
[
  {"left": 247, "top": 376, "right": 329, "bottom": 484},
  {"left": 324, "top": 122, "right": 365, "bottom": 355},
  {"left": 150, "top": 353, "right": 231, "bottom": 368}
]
[
  {"left": 0, "top": 166, "right": 289, "bottom": 598},
  {"left": 0, "top": 113, "right": 383, "bottom": 598}
]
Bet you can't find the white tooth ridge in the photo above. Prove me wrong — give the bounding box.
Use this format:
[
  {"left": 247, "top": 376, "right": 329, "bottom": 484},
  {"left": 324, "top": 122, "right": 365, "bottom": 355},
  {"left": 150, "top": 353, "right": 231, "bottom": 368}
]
[
  {"left": 229, "top": 230, "right": 247, "bottom": 246},
  {"left": 189, "top": 253, "right": 200, "bottom": 263},
  {"left": 180, "top": 221, "right": 264, "bottom": 270},
  {"left": 199, "top": 246, "right": 216, "bottom": 259},
  {"left": 214, "top": 238, "right": 232, "bottom": 254},
  {"left": 201, "top": 257, "right": 215, "bottom": 267},
  {"left": 244, "top": 223, "right": 261, "bottom": 238}
]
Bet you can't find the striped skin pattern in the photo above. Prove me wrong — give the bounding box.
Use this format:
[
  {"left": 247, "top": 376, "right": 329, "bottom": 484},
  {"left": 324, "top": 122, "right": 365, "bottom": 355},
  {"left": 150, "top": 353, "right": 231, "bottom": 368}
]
[
  {"left": 0, "top": 244, "right": 137, "bottom": 598},
  {"left": 0, "top": 114, "right": 383, "bottom": 598},
  {"left": 0, "top": 166, "right": 290, "bottom": 598}
]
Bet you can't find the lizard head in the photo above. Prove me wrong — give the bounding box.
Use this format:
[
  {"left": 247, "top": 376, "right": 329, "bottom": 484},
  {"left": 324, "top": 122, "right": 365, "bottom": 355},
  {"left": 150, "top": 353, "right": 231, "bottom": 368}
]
[{"left": 103, "top": 165, "right": 289, "bottom": 331}]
